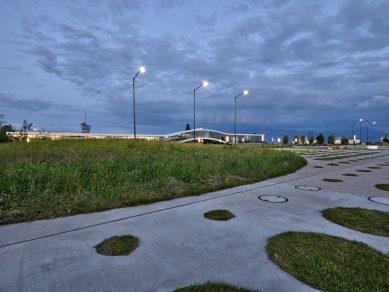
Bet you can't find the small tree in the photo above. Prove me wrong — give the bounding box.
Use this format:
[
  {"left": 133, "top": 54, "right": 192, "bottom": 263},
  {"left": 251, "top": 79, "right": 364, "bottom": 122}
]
[
  {"left": 300, "top": 134, "right": 306, "bottom": 145},
  {"left": 341, "top": 136, "right": 348, "bottom": 145},
  {"left": 328, "top": 133, "right": 336, "bottom": 145},
  {"left": 382, "top": 135, "right": 389, "bottom": 144},
  {"left": 0, "top": 115, "right": 13, "bottom": 143},
  {"left": 316, "top": 133, "right": 325, "bottom": 144},
  {"left": 283, "top": 134, "right": 289, "bottom": 144},
  {"left": 0, "top": 114, "right": 6, "bottom": 127},
  {"left": 18, "top": 120, "right": 33, "bottom": 141},
  {"left": 308, "top": 131, "right": 314, "bottom": 144},
  {"left": 185, "top": 124, "right": 191, "bottom": 131}
]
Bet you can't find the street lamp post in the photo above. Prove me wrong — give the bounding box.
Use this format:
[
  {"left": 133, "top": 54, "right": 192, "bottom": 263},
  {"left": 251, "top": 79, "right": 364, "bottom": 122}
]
[
  {"left": 352, "top": 119, "right": 359, "bottom": 147},
  {"left": 193, "top": 81, "right": 208, "bottom": 142},
  {"left": 132, "top": 67, "right": 145, "bottom": 139},
  {"left": 367, "top": 122, "right": 376, "bottom": 144},
  {"left": 360, "top": 120, "right": 369, "bottom": 144},
  {"left": 234, "top": 90, "right": 248, "bottom": 145}
]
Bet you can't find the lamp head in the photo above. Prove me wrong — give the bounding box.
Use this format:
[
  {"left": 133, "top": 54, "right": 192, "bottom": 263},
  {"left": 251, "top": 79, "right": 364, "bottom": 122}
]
[
  {"left": 243, "top": 90, "right": 248, "bottom": 95},
  {"left": 203, "top": 81, "right": 208, "bottom": 87},
  {"left": 139, "top": 67, "right": 146, "bottom": 73},
  {"left": 373, "top": 122, "right": 376, "bottom": 124},
  {"left": 359, "top": 118, "right": 363, "bottom": 121}
]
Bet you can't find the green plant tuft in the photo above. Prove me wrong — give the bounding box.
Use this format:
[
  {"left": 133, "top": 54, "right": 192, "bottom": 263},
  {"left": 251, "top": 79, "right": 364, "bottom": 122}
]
[
  {"left": 323, "top": 207, "right": 389, "bottom": 237},
  {"left": 342, "top": 173, "right": 358, "bottom": 177},
  {"left": 94, "top": 235, "right": 139, "bottom": 256},
  {"left": 375, "top": 184, "right": 389, "bottom": 191},
  {"left": 323, "top": 178, "right": 342, "bottom": 182},
  {"left": 204, "top": 209, "right": 235, "bottom": 221},
  {"left": 267, "top": 231, "right": 389, "bottom": 292},
  {"left": 174, "top": 281, "right": 256, "bottom": 292}
]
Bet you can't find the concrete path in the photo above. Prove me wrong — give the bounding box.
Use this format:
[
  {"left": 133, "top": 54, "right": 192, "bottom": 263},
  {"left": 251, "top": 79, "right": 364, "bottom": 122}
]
[{"left": 1, "top": 148, "right": 389, "bottom": 292}]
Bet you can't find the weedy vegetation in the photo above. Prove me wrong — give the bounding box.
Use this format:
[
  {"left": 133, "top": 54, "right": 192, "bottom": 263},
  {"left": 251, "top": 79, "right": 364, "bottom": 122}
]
[{"left": 0, "top": 139, "right": 306, "bottom": 224}]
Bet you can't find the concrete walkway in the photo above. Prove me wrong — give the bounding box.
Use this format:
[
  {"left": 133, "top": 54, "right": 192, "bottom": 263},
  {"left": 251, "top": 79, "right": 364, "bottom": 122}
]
[{"left": 1, "top": 149, "right": 389, "bottom": 292}]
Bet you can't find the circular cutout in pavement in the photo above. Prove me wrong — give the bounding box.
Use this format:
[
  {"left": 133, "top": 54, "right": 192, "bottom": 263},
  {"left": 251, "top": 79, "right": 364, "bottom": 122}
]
[
  {"left": 259, "top": 195, "right": 288, "bottom": 203},
  {"left": 368, "top": 197, "right": 389, "bottom": 206},
  {"left": 295, "top": 185, "right": 321, "bottom": 191}
]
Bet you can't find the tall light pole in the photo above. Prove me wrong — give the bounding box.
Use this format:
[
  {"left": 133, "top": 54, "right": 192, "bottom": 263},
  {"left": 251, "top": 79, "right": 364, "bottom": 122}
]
[
  {"left": 193, "top": 81, "right": 208, "bottom": 142},
  {"left": 234, "top": 90, "right": 248, "bottom": 145},
  {"left": 367, "top": 122, "right": 376, "bottom": 144},
  {"left": 352, "top": 119, "right": 359, "bottom": 147},
  {"left": 132, "top": 66, "right": 145, "bottom": 139},
  {"left": 360, "top": 119, "right": 369, "bottom": 144},
  {"left": 359, "top": 118, "right": 363, "bottom": 144}
]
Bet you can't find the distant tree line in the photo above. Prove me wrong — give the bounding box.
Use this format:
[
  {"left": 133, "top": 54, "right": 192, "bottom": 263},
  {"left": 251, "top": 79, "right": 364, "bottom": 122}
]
[{"left": 281, "top": 131, "right": 349, "bottom": 145}]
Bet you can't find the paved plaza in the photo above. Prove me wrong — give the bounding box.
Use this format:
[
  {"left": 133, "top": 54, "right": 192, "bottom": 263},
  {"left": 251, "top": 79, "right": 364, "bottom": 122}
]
[{"left": 1, "top": 146, "right": 388, "bottom": 292}]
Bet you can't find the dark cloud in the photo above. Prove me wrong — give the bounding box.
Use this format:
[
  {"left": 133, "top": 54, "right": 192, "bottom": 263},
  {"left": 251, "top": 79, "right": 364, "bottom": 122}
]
[
  {"left": 0, "top": 93, "right": 53, "bottom": 111},
  {"left": 0, "top": 0, "right": 388, "bottom": 138}
]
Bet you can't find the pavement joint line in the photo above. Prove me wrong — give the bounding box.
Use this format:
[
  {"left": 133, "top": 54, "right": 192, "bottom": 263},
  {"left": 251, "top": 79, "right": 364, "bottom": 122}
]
[{"left": 1, "top": 154, "right": 388, "bottom": 249}]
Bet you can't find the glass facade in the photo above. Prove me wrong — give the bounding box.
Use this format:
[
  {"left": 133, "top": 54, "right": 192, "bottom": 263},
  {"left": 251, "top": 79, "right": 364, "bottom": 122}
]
[{"left": 163, "top": 129, "right": 264, "bottom": 144}]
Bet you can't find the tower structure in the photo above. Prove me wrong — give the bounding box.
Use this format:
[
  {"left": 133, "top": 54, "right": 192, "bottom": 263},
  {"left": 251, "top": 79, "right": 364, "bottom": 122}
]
[{"left": 80, "top": 107, "right": 92, "bottom": 133}]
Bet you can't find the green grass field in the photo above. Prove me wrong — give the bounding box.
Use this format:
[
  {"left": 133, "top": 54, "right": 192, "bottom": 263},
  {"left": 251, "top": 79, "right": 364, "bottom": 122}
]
[
  {"left": 0, "top": 139, "right": 306, "bottom": 225},
  {"left": 267, "top": 232, "right": 389, "bottom": 292}
]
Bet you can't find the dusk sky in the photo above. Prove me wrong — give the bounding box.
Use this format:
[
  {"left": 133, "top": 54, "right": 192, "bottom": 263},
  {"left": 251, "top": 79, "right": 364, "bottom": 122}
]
[{"left": 1, "top": 0, "right": 388, "bottom": 141}]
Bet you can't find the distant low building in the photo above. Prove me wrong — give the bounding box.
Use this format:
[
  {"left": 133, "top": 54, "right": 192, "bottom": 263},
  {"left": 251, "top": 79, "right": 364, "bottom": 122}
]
[{"left": 6, "top": 128, "right": 265, "bottom": 144}]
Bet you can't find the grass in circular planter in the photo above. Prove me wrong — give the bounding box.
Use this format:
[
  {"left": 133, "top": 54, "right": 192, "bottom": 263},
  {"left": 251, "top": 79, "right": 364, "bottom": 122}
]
[
  {"left": 375, "top": 184, "right": 389, "bottom": 191},
  {"left": 314, "top": 166, "right": 323, "bottom": 168},
  {"left": 323, "top": 178, "right": 342, "bottom": 182},
  {"left": 342, "top": 173, "right": 358, "bottom": 177},
  {"left": 267, "top": 231, "right": 389, "bottom": 292},
  {"left": 327, "top": 163, "right": 339, "bottom": 166},
  {"left": 322, "top": 207, "right": 389, "bottom": 237},
  {"left": 204, "top": 209, "right": 235, "bottom": 221},
  {"left": 95, "top": 235, "right": 139, "bottom": 256},
  {"left": 338, "top": 161, "right": 350, "bottom": 164},
  {"left": 367, "top": 166, "right": 381, "bottom": 169},
  {"left": 174, "top": 281, "right": 256, "bottom": 292},
  {"left": 356, "top": 169, "right": 372, "bottom": 172}
]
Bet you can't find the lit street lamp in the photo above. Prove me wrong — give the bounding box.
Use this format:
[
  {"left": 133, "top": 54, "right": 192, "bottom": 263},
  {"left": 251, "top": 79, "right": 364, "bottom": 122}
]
[
  {"left": 367, "top": 122, "right": 376, "bottom": 144},
  {"left": 359, "top": 119, "right": 368, "bottom": 145},
  {"left": 132, "top": 67, "right": 145, "bottom": 139},
  {"left": 234, "top": 90, "right": 248, "bottom": 145},
  {"left": 193, "top": 81, "right": 208, "bottom": 142}
]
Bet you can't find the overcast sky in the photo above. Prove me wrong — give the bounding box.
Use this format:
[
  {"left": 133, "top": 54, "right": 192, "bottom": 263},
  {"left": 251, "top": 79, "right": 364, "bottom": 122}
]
[{"left": 1, "top": 0, "right": 388, "bottom": 139}]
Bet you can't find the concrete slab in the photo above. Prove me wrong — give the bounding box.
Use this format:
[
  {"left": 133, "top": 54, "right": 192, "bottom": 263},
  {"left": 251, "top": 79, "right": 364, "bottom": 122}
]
[{"left": 1, "top": 148, "right": 389, "bottom": 292}]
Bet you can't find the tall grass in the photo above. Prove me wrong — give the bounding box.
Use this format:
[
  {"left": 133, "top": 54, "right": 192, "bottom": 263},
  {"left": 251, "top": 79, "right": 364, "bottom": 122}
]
[{"left": 0, "top": 139, "right": 306, "bottom": 224}]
